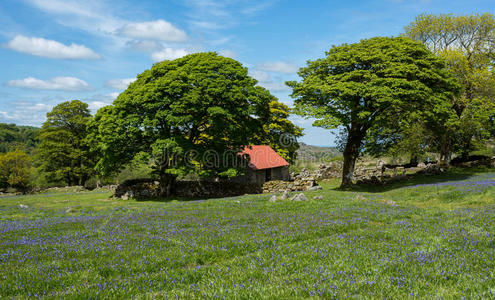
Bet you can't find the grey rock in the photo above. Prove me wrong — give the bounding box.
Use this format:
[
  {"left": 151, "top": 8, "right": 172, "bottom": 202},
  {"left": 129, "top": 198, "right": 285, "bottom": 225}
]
[
  {"left": 313, "top": 195, "right": 324, "bottom": 200},
  {"left": 281, "top": 190, "right": 290, "bottom": 200},
  {"left": 308, "top": 186, "right": 322, "bottom": 191},
  {"left": 384, "top": 199, "right": 397, "bottom": 206},
  {"left": 18, "top": 204, "right": 28, "bottom": 209},
  {"left": 291, "top": 193, "right": 308, "bottom": 201},
  {"left": 269, "top": 195, "right": 277, "bottom": 202}
]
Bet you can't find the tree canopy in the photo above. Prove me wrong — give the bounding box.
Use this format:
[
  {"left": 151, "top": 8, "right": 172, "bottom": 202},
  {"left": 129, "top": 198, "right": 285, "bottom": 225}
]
[
  {"left": 89, "top": 52, "right": 295, "bottom": 196},
  {"left": 0, "top": 123, "right": 39, "bottom": 153},
  {"left": 0, "top": 149, "right": 31, "bottom": 192},
  {"left": 257, "top": 99, "right": 303, "bottom": 164},
  {"left": 37, "top": 100, "right": 94, "bottom": 186},
  {"left": 288, "top": 37, "right": 459, "bottom": 188},
  {"left": 405, "top": 13, "right": 495, "bottom": 160}
]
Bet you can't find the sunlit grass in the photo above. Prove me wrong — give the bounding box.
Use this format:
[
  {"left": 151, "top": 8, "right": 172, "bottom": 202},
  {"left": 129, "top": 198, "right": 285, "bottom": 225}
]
[{"left": 0, "top": 168, "right": 494, "bottom": 298}]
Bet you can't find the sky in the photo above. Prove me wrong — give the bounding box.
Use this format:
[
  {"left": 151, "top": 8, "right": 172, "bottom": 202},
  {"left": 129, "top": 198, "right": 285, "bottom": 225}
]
[{"left": 0, "top": 0, "right": 494, "bottom": 146}]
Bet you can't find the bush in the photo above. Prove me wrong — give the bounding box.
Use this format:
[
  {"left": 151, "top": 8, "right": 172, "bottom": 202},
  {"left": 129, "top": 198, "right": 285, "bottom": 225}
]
[{"left": 0, "top": 149, "right": 31, "bottom": 192}]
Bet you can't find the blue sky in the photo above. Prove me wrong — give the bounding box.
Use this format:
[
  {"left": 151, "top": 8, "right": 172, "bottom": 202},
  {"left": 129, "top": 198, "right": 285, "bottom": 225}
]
[{"left": 0, "top": 0, "right": 493, "bottom": 146}]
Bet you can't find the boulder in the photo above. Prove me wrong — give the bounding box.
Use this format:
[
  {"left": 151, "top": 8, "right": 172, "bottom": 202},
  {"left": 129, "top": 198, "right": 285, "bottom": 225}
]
[
  {"left": 383, "top": 199, "right": 397, "bottom": 206},
  {"left": 418, "top": 164, "right": 444, "bottom": 175},
  {"left": 281, "top": 190, "right": 290, "bottom": 200},
  {"left": 291, "top": 193, "right": 308, "bottom": 201},
  {"left": 354, "top": 194, "right": 367, "bottom": 201},
  {"left": 269, "top": 195, "right": 277, "bottom": 203},
  {"left": 18, "top": 204, "right": 28, "bottom": 209},
  {"left": 308, "top": 186, "right": 322, "bottom": 191},
  {"left": 313, "top": 195, "right": 324, "bottom": 200}
]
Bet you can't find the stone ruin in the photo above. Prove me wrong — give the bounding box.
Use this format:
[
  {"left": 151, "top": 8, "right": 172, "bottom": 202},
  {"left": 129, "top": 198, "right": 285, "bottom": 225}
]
[{"left": 313, "top": 161, "right": 343, "bottom": 180}]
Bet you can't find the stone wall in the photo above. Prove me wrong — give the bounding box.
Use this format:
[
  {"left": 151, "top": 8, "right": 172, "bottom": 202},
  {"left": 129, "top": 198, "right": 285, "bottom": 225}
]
[
  {"left": 114, "top": 178, "right": 262, "bottom": 199},
  {"left": 175, "top": 181, "right": 262, "bottom": 198},
  {"left": 262, "top": 177, "right": 318, "bottom": 193},
  {"left": 294, "top": 160, "right": 455, "bottom": 186},
  {"left": 313, "top": 162, "right": 343, "bottom": 180}
]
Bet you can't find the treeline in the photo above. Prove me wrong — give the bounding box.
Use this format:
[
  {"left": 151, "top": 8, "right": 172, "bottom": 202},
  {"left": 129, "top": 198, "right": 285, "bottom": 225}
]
[
  {"left": 0, "top": 123, "right": 40, "bottom": 153},
  {"left": 2, "top": 13, "right": 494, "bottom": 191},
  {"left": 0, "top": 54, "right": 303, "bottom": 193}
]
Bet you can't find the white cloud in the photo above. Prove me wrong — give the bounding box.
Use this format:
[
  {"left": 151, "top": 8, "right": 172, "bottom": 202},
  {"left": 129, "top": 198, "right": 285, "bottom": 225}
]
[
  {"left": 7, "top": 76, "right": 91, "bottom": 91},
  {"left": 120, "top": 19, "right": 188, "bottom": 42},
  {"left": 5, "top": 35, "right": 100, "bottom": 59},
  {"left": 151, "top": 48, "right": 189, "bottom": 62},
  {"left": 0, "top": 101, "right": 54, "bottom": 126},
  {"left": 25, "top": 0, "right": 123, "bottom": 37},
  {"left": 105, "top": 78, "right": 136, "bottom": 90},
  {"left": 84, "top": 92, "right": 120, "bottom": 112},
  {"left": 249, "top": 69, "right": 290, "bottom": 92},
  {"left": 126, "top": 40, "right": 160, "bottom": 52},
  {"left": 258, "top": 82, "right": 290, "bottom": 92},
  {"left": 184, "top": 0, "right": 277, "bottom": 30},
  {"left": 28, "top": 103, "right": 52, "bottom": 111},
  {"left": 218, "top": 49, "right": 237, "bottom": 59},
  {"left": 257, "top": 61, "right": 298, "bottom": 74},
  {"left": 0, "top": 111, "right": 15, "bottom": 120},
  {"left": 250, "top": 70, "right": 270, "bottom": 82},
  {"left": 88, "top": 101, "right": 109, "bottom": 110},
  {"left": 190, "top": 20, "right": 223, "bottom": 30}
]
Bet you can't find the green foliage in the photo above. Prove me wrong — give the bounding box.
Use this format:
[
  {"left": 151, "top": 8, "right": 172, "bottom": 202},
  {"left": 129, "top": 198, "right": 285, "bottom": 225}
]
[
  {"left": 256, "top": 100, "right": 303, "bottom": 163},
  {"left": 404, "top": 13, "right": 495, "bottom": 159},
  {"left": 89, "top": 52, "right": 276, "bottom": 183},
  {"left": 0, "top": 123, "right": 40, "bottom": 153},
  {"left": 0, "top": 149, "right": 31, "bottom": 191},
  {"left": 37, "top": 100, "right": 94, "bottom": 186},
  {"left": 288, "top": 36, "right": 459, "bottom": 187}
]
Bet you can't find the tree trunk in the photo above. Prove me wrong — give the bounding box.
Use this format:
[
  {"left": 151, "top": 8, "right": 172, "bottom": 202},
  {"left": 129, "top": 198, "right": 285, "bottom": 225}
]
[
  {"left": 439, "top": 141, "right": 452, "bottom": 164},
  {"left": 340, "top": 130, "right": 363, "bottom": 189},
  {"left": 408, "top": 155, "right": 419, "bottom": 168},
  {"left": 159, "top": 173, "right": 177, "bottom": 197}
]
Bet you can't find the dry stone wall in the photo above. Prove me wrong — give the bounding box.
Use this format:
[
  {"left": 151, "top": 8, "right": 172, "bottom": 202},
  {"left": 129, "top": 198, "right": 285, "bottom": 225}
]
[{"left": 114, "top": 178, "right": 262, "bottom": 200}]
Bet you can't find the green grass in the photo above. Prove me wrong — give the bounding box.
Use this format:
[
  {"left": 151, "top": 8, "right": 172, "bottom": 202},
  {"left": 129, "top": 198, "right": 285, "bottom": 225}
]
[{"left": 1, "top": 169, "right": 495, "bottom": 298}]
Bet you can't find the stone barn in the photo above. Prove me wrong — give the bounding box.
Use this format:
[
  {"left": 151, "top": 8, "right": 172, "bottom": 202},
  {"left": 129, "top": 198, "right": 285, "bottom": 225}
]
[{"left": 235, "top": 145, "right": 290, "bottom": 185}]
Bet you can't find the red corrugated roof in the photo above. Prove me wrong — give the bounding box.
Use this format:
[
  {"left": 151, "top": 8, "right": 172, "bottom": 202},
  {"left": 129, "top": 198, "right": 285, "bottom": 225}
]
[{"left": 240, "top": 145, "right": 289, "bottom": 170}]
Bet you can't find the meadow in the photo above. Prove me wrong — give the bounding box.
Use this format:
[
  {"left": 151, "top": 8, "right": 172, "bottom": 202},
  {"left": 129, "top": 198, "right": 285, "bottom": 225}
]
[{"left": 1, "top": 168, "right": 495, "bottom": 298}]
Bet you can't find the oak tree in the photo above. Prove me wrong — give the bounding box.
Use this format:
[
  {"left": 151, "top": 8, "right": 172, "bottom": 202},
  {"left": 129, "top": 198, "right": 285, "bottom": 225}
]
[
  {"left": 37, "top": 100, "right": 94, "bottom": 186},
  {"left": 89, "top": 52, "right": 280, "bottom": 196},
  {"left": 288, "top": 37, "right": 459, "bottom": 188},
  {"left": 405, "top": 13, "right": 495, "bottom": 160}
]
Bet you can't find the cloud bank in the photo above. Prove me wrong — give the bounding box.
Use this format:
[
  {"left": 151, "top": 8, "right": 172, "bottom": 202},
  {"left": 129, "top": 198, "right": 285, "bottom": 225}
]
[
  {"left": 5, "top": 35, "right": 101, "bottom": 59},
  {"left": 7, "top": 76, "right": 91, "bottom": 91}
]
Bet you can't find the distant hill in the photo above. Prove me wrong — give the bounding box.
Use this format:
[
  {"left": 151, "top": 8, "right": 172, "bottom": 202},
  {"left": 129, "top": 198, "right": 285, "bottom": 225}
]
[
  {"left": 0, "top": 123, "right": 40, "bottom": 153},
  {"left": 296, "top": 142, "right": 341, "bottom": 161}
]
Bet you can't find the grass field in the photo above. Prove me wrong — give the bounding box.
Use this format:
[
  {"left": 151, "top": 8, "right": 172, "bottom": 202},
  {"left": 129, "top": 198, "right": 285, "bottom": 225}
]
[{"left": 1, "top": 168, "right": 495, "bottom": 298}]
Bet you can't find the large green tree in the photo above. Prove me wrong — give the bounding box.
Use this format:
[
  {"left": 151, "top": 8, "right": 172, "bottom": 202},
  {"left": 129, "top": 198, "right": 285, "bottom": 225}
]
[
  {"left": 405, "top": 13, "right": 495, "bottom": 160},
  {"left": 37, "top": 100, "right": 94, "bottom": 186},
  {"left": 89, "top": 52, "right": 279, "bottom": 196},
  {"left": 288, "top": 37, "right": 459, "bottom": 188}
]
